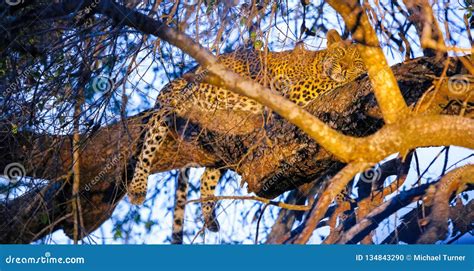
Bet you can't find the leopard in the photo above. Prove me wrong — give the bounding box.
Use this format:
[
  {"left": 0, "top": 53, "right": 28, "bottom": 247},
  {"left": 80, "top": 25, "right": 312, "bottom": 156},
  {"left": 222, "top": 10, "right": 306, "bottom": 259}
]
[
  {"left": 128, "top": 30, "right": 366, "bottom": 234},
  {"left": 171, "top": 168, "right": 221, "bottom": 244},
  {"left": 171, "top": 168, "right": 190, "bottom": 244}
]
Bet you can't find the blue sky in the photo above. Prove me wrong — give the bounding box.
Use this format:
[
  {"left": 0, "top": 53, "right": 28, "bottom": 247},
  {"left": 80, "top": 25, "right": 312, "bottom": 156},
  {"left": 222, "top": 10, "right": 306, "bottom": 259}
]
[{"left": 1, "top": 0, "right": 473, "bottom": 244}]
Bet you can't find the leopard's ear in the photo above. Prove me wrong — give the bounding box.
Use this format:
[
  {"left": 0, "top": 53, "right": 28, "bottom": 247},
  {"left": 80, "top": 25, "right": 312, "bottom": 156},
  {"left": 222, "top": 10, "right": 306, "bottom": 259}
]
[
  {"left": 294, "top": 41, "right": 306, "bottom": 51},
  {"left": 326, "top": 29, "right": 342, "bottom": 45}
]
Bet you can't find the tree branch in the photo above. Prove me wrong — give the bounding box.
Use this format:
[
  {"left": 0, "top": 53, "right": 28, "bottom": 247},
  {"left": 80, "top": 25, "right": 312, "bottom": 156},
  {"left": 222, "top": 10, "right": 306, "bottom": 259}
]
[{"left": 417, "top": 164, "right": 474, "bottom": 243}]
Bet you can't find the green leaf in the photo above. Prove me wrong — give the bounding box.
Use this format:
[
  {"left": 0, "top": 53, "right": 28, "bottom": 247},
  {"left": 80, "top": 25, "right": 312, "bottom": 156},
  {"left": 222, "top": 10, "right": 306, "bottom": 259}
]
[
  {"left": 133, "top": 213, "right": 141, "bottom": 224},
  {"left": 11, "top": 124, "right": 18, "bottom": 135},
  {"left": 113, "top": 229, "right": 123, "bottom": 240},
  {"left": 250, "top": 31, "right": 257, "bottom": 41},
  {"left": 39, "top": 212, "right": 49, "bottom": 225},
  {"left": 145, "top": 221, "right": 154, "bottom": 233},
  {"left": 58, "top": 115, "right": 66, "bottom": 124}
]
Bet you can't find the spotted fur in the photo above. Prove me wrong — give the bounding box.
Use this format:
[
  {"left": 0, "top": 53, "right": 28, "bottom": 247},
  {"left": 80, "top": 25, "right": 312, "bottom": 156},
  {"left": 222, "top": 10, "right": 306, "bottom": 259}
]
[
  {"left": 200, "top": 168, "right": 221, "bottom": 232},
  {"left": 128, "top": 112, "right": 170, "bottom": 205},
  {"left": 128, "top": 30, "right": 366, "bottom": 207},
  {"left": 171, "top": 168, "right": 190, "bottom": 244}
]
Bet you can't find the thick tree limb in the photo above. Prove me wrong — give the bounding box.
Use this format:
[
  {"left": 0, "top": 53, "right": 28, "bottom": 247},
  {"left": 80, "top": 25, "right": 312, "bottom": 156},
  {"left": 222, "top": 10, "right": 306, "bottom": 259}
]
[
  {"left": 90, "top": 0, "right": 473, "bottom": 162},
  {"left": 0, "top": 113, "right": 217, "bottom": 243},
  {"left": 1, "top": 0, "right": 473, "bottom": 243},
  {"left": 1, "top": 55, "right": 471, "bottom": 243},
  {"left": 327, "top": 0, "right": 409, "bottom": 123}
]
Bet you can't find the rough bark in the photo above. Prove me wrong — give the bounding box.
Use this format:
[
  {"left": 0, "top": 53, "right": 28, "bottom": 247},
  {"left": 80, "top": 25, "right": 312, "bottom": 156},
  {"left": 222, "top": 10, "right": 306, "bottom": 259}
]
[{"left": 0, "top": 55, "right": 471, "bottom": 243}]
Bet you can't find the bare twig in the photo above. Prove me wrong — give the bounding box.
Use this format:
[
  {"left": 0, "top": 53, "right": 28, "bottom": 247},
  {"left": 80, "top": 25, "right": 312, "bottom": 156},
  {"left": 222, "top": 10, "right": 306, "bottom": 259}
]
[
  {"left": 188, "top": 195, "right": 311, "bottom": 211},
  {"left": 293, "top": 162, "right": 370, "bottom": 244}
]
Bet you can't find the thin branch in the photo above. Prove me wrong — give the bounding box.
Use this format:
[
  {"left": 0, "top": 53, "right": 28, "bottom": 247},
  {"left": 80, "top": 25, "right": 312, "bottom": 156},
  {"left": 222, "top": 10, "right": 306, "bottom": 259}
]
[
  {"left": 417, "top": 164, "right": 474, "bottom": 243},
  {"left": 293, "top": 162, "right": 370, "bottom": 244},
  {"left": 187, "top": 195, "right": 311, "bottom": 211},
  {"left": 92, "top": 0, "right": 474, "bottom": 164},
  {"left": 336, "top": 182, "right": 433, "bottom": 244},
  {"left": 255, "top": 204, "right": 270, "bottom": 244}
]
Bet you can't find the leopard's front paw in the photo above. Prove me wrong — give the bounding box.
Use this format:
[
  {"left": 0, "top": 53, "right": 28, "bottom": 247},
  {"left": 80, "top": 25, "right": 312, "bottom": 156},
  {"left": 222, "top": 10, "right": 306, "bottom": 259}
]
[{"left": 128, "top": 190, "right": 147, "bottom": 205}]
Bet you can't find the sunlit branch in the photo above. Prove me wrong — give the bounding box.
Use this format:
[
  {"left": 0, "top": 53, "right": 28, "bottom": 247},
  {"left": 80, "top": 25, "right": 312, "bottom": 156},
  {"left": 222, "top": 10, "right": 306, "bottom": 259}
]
[
  {"left": 293, "top": 162, "right": 370, "bottom": 244},
  {"left": 95, "top": 0, "right": 474, "bottom": 164},
  {"left": 336, "top": 182, "right": 432, "bottom": 244},
  {"left": 326, "top": 0, "right": 409, "bottom": 124}
]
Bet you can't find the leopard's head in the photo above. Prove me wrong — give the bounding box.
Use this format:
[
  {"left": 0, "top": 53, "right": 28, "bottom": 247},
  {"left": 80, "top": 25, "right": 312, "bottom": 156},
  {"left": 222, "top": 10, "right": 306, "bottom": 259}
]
[{"left": 322, "top": 30, "right": 366, "bottom": 83}]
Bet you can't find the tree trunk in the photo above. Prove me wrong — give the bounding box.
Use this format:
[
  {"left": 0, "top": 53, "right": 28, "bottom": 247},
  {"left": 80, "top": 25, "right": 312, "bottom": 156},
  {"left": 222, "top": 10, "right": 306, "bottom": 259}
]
[{"left": 0, "top": 55, "right": 470, "bottom": 243}]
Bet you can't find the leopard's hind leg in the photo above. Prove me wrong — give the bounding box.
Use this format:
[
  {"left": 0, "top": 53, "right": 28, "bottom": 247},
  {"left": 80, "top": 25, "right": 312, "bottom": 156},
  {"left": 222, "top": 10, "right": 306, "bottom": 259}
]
[
  {"left": 128, "top": 112, "right": 169, "bottom": 205},
  {"left": 200, "top": 168, "right": 223, "bottom": 232}
]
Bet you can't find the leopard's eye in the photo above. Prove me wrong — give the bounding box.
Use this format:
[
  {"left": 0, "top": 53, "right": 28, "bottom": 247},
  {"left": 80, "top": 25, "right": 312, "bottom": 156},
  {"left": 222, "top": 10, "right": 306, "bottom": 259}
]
[
  {"left": 330, "top": 64, "right": 341, "bottom": 75},
  {"left": 328, "top": 64, "right": 345, "bottom": 81}
]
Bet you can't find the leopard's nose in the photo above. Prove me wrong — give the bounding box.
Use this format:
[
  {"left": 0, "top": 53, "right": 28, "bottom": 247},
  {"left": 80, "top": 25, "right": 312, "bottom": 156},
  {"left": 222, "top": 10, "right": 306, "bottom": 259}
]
[{"left": 339, "top": 58, "right": 350, "bottom": 69}]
